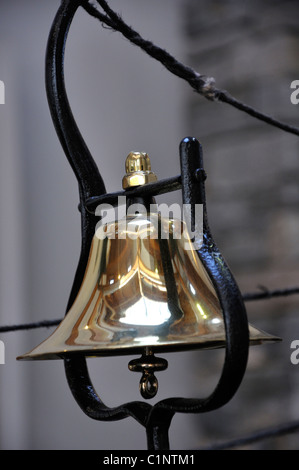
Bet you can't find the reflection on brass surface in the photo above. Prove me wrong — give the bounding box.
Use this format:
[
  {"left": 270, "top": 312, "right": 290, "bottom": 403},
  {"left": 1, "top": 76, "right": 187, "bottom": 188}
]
[
  {"left": 17, "top": 214, "right": 280, "bottom": 361},
  {"left": 122, "top": 152, "right": 157, "bottom": 189}
]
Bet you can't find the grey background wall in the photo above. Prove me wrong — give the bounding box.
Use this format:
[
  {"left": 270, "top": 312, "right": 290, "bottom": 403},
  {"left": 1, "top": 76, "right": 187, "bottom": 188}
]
[{"left": 0, "top": 0, "right": 299, "bottom": 450}]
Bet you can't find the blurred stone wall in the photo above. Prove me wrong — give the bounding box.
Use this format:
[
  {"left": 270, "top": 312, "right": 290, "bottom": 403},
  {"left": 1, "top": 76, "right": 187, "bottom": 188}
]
[{"left": 183, "top": 0, "right": 299, "bottom": 449}]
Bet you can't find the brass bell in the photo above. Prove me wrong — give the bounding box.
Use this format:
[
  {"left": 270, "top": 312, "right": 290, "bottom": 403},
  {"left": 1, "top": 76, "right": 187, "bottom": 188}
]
[{"left": 17, "top": 151, "right": 280, "bottom": 398}]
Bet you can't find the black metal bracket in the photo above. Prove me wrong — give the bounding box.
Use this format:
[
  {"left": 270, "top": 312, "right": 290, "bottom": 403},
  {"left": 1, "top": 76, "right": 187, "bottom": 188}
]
[{"left": 45, "top": 0, "right": 249, "bottom": 450}]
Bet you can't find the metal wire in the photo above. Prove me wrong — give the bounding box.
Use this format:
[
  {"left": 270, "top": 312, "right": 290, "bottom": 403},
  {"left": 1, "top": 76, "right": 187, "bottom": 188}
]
[
  {"left": 82, "top": 0, "right": 299, "bottom": 138},
  {"left": 200, "top": 419, "right": 299, "bottom": 450},
  {"left": 1, "top": 285, "right": 298, "bottom": 333}
]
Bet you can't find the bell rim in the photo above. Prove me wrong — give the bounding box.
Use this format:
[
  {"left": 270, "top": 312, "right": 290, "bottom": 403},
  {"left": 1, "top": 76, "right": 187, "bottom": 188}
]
[{"left": 17, "top": 330, "right": 281, "bottom": 361}]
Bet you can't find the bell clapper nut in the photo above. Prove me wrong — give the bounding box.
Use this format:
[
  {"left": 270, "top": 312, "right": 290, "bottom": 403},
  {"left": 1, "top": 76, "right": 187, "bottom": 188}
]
[{"left": 128, "top": 347, "right": 168, "bottom": 399}]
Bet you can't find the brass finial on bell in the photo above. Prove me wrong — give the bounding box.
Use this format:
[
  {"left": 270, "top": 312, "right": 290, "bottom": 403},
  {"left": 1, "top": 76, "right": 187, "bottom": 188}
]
[
  {"left": 122, "top": 151, "right": 157, "bottom": 189},
  {"left": 17, "top": 150, "right": 281, "bottom": 399}
]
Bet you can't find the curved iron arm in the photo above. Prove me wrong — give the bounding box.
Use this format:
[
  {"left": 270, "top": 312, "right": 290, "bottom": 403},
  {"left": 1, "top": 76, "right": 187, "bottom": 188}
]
[
  {"left": 45, "top": 0, "right": 105, "bottom": 308},
  {"left": 46, "top": 0, "right": 105, "bottom": 200},
  {"left": 46, "top": 0, "right": 249, "bottom": 450}
]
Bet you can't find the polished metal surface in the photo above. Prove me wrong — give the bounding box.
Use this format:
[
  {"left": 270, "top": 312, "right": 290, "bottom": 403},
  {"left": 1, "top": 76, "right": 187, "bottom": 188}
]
[
  {"left": 122, "top": 152, "right": 157, "bottom": 189},
  {"left": 17, "top": 213, "right": 279, "bottom": 361}
]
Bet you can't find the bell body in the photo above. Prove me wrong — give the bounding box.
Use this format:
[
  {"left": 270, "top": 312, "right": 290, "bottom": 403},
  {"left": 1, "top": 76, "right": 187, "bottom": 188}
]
[{"left": 18, "top": 212, "right": 278, "bottom": 360}]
